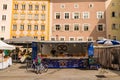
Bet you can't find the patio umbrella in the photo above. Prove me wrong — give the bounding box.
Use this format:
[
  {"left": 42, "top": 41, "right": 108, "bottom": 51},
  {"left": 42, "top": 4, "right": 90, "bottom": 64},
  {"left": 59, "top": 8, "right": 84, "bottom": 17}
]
[{"left": 97, "top": 39, "right": 120, "bottom": 45}]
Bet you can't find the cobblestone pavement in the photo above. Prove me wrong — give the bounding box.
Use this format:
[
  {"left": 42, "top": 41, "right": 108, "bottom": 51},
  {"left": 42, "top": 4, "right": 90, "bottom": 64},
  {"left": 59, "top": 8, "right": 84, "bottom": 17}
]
[{"left": 0, "top": 63, "right": 120, "bottom": 80}]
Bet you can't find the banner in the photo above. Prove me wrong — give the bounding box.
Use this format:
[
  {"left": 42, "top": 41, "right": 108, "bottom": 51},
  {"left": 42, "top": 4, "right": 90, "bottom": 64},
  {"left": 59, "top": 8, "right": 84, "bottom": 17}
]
[
  {"left": 32, "top": 42, "right": 38, "bottom": 60},
  {"left": 88, "top": 43, "right": 94, "bottom": 56}
]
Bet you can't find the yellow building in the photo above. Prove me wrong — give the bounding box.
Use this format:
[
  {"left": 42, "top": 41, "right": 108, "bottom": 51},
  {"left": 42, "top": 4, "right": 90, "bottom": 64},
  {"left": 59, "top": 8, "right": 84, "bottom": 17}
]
[
  {"left": 11, "top": 0, "right": 50, "bottom": 41},
  {"left": 106, "top": 0, "right": 120, "bottom": 40}
]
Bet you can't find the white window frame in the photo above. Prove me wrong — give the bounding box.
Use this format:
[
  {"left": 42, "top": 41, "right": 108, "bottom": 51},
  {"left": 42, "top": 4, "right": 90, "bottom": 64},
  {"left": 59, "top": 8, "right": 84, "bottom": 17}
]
[
  {"left": 69, "top": 37, "right": 75, "bottom": 41},
  {"left": 13, "top": 13, "right": 18, "bottom": 20},
  {"left": 20, "top": 14, "right": 25, "bottom": 20},
  {"left": 64, "top": 12, "right": 70, "bottom": 19},
  {"left": 87, "top": 37, "right": 93, "bottom": 41},
  {"left": 2, "top": 15, "right": 6, "bottom": 20},
  {"left": 97, "top": 11, "right": 104, "bottom": 19},
  {"left": 54, "top": 24, "right": 61, "bottom": 31},
  {"left": 34, "top": 14, "right": 39, "bottom": 20},
  {"left": 41, "top": 14, "right": 45, "bottom": 20},
  {"left": 12, "top": 24, "right": 17, "bottom": 31},
  {"left": 73, "top": 23, "right": 80, "bottom": 31},
  {"left": 64, "top": 24, "right": 70, "bottom": 31},
  {"left": 82, "top": 23, "right": 90, "bottom": 31},
  {"left": 20, "top": 24, "right": 24, "bottom": 30},
  {"left": 83, "top": 12, "right": 90, "bottom": 19},
  {"left": 28, "top": 14, "right": 32, "bottom": 20},
  {"left": 59, "top": 36, "right": 65, "bottom": 41},
  {"left": 1, "top": 26, "right": 5, "bottom": 32},
  {"left": 77, "top": 37, "right": 84, "bottom": 41},
  {"left": 3, "top": 4, "right": 7, "bottom": 10},
  {"left": 55, "top": 12, "right": 61, "bottom": 19},
  {"left": 51, "top": 37, "right": 56, "bottom": 41},
  {"left": 73, "top": 12, "right": 80, "bottom": 19}
]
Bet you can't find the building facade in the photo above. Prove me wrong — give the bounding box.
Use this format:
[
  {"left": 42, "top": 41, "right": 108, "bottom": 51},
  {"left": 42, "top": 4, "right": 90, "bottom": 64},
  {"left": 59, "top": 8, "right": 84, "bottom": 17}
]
[
  {"left": 0, "top": 0, "right": 12, "bottom": 40},
  {"left": 106, "top": 0, "right": 120, "bottom": 40},
  {"left": 11, "top": 0, "right": 50, "bottom": 41},
  {"left": 50, "top": 0, "right": 107, "bottom": 41}
]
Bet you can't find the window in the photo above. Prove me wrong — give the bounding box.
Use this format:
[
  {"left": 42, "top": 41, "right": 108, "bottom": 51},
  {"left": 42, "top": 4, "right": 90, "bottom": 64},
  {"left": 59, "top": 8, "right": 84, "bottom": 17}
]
[
  {"left": 34, "top": 25, "right": 38, "bottom": 30},
  {"left": 87, "top": 37, "right": 93, "bottom": 41},
  {"left": 74, "top": 24, "right": 79, "bottom": 31},
  {"left": 3, "top": 4, "right": 7, "bottom": 10},
  {"left": 41, "top": 36, "right": 45, "bottom": 41},
  {"left": 0, "top": 37, "right": 4, "bottom": 40},
  {"left": 74, "top": 4, "right": 79, "bottom": 8},
  {"left": 14, "top": 4, "right": 18, "bottom": 10},
  {"left": 77, "top": 37, "right": 83, "bottom": 41},
  {"left": 34, "top": 36, "right": 38, "bottom": 39},
  {"left": 41, "top": 25, "right": 45, "bottom": 30},
  {"left": 112, "top": 11, "right": 116, "bottom": 17},
  {"left": 2, "top": 15, "right": 6, "bottom": 20},
  {"left": 1, "top": 26, "right": 5, "bottom": 32},
  {"left": 13, "top": 14, "right": 18, "bottom": 20},
  {"left": 83, "top": 24, "right": 89, "bottom": 31},
  {"left": 28, "top": 14, "right": 32, "bottom": 20},
  {"left": 61, "top": 4, "right": 65, "bottom": 8},
  {"left": 60, "top": 37, "right": 65, "bottom": 41},
  {"left": 41, "top": 14, "right": 45, "bottom": 20},
  {"left": 64, "top": 13, "right": 69, "bottom": 19},
  {"left": 97, "top": 24, "right": 104, "bottom": 31},
  {"left": 97, "top": 11, "right": 104, "bottom": 19},
  {"left": 83, "top": 12, "right": 89, "bottom": 19},
  {"left": 12, "top": 36, "right": 16, "bottom": 38},
  {"left": 20, "top": 25, "right": 24, "bottom": 30},
  {"left": 20, "top": 14, "right": 25, "bottom": 20},
  {"left": 12, "top": 24, "right": 17, "bottom": 31},
  {"left": 28, "top": 25, "right": 31, "bottom": 30},
  {"left": 42, "top": 5, "right": 46, "bottom": 11},
  {"left": 51, "top": 37, "right": 55, "bottom": 41},
  {"left": 69, "top": 37, "right": 75, "bottom": 41},
  {"left": 64, "top": 25, "right": 69, "bottom": 31},
  {"left": 113, "top": 36, "right": 116, "bottom": 40},
  {"left": 22, "top": 4, "right": 25, "bottom": 10},
  {"left": 112, "top": 24, "right": 118, "bottom": 30},
  {"left": 34, "top": 14, "right": 39, "bottom": 20},
  {"left": 29, "top": 4, "right": 32, "bottom": 10},
  {"left": 55, "top": 25, "right": 61, "bottom": 31},
  {"left": 73, "top": 13, "right": 80, "bottom": 19},
  {"left": 35, "top": 5, "right": 39, "bottom": 10},
  {"left": 55, "top": 13, "right": 60, "bottom": 19},
  {"left": 89, "top": 3, "right": 94, "bottom": 8}
]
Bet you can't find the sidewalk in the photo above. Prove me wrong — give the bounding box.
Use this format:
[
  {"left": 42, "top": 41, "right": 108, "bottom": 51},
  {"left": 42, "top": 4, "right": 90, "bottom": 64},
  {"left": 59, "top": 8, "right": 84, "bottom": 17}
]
[{"left": 0, "top": 63, "right": 120, "bottom": 80}]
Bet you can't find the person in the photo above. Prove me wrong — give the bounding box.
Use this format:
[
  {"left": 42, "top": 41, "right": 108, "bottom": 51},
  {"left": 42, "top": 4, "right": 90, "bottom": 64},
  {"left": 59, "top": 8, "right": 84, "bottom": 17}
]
[
  {"left": 50, "top": 48, "right": 56, "bottom": 57},
  {"left": 34, "top": 53, "right": 42, "bottom": 65}
]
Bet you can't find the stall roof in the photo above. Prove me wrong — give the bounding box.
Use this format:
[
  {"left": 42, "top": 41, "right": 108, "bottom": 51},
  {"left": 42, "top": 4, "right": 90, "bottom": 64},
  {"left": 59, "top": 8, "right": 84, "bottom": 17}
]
[{"left": 34, "top": 41, "right": 94, "bottom": 44}]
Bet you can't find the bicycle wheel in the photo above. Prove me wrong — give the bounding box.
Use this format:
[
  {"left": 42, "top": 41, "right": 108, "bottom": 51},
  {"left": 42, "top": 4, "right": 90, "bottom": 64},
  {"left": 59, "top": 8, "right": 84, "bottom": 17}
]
[
  {"left": 36, "top": 65, "right": 41, "bottom": 74},
  {"left": 43, "top": 64, "right": 48, "bottom": 72},
  {"left": 26, "top": 60, "right": 33, "bottom": 71}
]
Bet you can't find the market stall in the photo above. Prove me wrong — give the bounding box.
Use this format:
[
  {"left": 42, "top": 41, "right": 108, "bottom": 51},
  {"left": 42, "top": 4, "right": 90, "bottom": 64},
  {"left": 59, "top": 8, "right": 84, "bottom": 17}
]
[
  {"left": 32, "top": 41, "right": 99, "bottom": 69},
  {"left": 0, "top": 40, "right": 15, "bottom": 69}
]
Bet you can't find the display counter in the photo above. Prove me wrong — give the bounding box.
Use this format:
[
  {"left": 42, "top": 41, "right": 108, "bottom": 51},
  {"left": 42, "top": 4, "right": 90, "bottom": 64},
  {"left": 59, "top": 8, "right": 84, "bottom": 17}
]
[
  {"left": 43, "top": 57, "right": 89, "bottom": 68},
  {"left": 0, "top": 57, "right": 12, "bottom": 69}
]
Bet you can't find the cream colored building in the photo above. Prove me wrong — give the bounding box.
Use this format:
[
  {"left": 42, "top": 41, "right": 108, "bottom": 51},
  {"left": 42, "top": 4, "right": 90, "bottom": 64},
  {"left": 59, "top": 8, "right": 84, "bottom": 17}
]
[
  {"left": 0, "top": 0, "right": 12, "bottom": 40},
  {"left": 11, "top": 0, "right": 50, "bottom": 41},
  {"left": 106, "top": 0, "right": 120, "bottom": 40}
]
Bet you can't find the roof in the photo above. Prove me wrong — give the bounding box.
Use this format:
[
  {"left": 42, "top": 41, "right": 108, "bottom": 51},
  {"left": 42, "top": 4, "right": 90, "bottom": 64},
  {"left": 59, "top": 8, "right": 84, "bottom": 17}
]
[
  {"left": 4, "top": 36, "right": 39, "bottom": 44},
  {"left": 34, "top": 40, "right": 94, "bottom": 44}
]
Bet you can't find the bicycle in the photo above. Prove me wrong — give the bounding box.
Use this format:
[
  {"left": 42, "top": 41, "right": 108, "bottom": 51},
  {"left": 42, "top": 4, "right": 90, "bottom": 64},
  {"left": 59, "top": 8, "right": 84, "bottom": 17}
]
[{"left": 26, "top": 59, "right": 48, "bottom": 74}]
